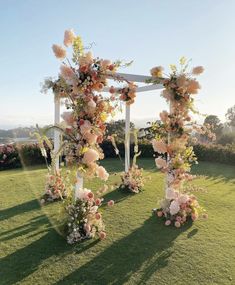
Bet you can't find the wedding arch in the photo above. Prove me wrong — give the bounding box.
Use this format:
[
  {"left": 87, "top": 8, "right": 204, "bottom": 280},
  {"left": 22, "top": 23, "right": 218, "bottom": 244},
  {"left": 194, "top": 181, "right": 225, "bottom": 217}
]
[{"left": 40, "top": 29, "right": 209, "bottom": 243}]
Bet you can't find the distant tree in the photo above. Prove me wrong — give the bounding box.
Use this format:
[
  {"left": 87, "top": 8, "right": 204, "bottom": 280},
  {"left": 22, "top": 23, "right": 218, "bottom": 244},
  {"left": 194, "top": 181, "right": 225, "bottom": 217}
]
[
  {"left": 226, "top": 105, "right": 235, "bottom": 127},
  {"left": 204, "top": 115, "right": 223, "bottom": 137},
  {"left": 106, "top": 120, "right": 135, "bottom": 142}
]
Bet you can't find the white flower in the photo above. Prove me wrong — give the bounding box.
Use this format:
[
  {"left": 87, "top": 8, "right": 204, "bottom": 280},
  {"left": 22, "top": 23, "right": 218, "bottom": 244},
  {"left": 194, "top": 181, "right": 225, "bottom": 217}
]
[
  {"left": 166, "top": 188, "right": 178, "bottom": 200},
  {"left": 169, "top": 200, "right": 180, "bottom": 215}
]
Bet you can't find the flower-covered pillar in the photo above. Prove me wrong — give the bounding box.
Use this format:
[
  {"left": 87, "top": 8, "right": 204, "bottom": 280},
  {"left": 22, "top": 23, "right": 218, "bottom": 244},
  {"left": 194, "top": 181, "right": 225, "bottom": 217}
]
[{"left": 150, "top": 61, "right": 208, "bottom": 227}]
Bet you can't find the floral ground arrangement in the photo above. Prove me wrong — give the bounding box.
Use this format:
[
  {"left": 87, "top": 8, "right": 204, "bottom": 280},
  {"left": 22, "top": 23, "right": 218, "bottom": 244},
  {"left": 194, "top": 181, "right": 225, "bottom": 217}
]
[{"left": 0, "top": 159, "right": 234, "bottom": 285}]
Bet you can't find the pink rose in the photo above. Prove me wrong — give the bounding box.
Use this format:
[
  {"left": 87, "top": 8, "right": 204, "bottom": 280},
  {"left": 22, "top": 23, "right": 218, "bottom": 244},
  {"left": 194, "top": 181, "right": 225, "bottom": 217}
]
[
  {"left": 99, "top": 231, "right": 106, "bottom": 240},
  {"left": 108, "top": 200, "right": 114, "bottom": 207},
  {"left": 165, "top": 220, "right": 171, "bottom": 226},
  {"left": 80, "top": 120, "right": 92, "bottom": 135},
  {"left": 61, "top": 111, "right": 74, "bottom": 125},
  {"left": 95, "top": 198, "right": 102, "bottom": 206},
  {"left": 95, "top": 213, "right": 101, "bottom": 220},
  {"left": 87, "top": 191, "right": 94, "bottom": 200},
  {"left": 157, "top": 211, "right": 163, "bottom": 217}
]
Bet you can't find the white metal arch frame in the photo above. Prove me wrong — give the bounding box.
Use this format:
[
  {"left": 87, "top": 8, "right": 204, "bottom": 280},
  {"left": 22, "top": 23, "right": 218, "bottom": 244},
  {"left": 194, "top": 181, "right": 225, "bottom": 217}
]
[
  {"left": 54, "top": 72, "right": 163, "bottom": 171},
  {"left": 53, "top": 73, "right": 164, "bottom": 195}
]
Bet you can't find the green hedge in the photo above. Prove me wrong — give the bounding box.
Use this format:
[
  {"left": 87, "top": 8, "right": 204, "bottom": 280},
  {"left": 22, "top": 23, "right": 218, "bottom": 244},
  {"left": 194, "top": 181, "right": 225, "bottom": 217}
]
[{"left": 1, "top": 142, "right": 234, "bottom": 170}]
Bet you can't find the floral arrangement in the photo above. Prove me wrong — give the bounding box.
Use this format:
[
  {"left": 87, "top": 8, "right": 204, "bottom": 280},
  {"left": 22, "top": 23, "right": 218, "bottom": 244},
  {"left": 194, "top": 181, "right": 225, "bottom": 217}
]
[
  {"left": 65, "top": 186, "right": 114, "bottom": 244},
  {"left": 109, "top": 82, "right": 137, "bottom": 105},
  {"left": 153, "top": 193, "right": 207, "bottom": 227},
  {"left": 41, "top": 170, "right": 70, "bottom": 204},
  {"left": 120, "top": 164, "right": 144, "bottom": 193},
  {"left": 119, "top": 129, "right": 145, "bottom": 193},
  {"left": 148, "top": 58, "right": 208, "bottom": 226},
  {"left": 45, "top": 29, "right": 135, "bottom": 243}
]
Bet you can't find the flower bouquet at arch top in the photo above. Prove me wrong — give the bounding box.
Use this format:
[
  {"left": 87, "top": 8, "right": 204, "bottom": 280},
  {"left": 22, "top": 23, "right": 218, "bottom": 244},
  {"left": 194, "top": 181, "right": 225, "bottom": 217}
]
[{"left": 147, "top": 59, "right": 212, "bottom": 228}]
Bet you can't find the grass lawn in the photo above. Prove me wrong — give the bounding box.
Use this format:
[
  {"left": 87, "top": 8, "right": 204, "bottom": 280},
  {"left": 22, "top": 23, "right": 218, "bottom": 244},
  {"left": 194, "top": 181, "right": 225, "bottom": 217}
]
[{"left": 0, "top": 159, "right": 234, "bottom": 285}]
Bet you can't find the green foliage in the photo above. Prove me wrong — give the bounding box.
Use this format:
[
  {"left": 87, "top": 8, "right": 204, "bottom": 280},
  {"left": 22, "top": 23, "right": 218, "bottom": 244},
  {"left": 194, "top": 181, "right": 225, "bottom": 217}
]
[{"left": 226, "top": 104, "right": 235, "bottom": 127}]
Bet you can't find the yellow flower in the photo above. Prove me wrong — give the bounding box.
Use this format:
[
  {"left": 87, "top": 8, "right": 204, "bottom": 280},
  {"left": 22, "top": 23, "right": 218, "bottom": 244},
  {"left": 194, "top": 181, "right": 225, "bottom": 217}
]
[
  {"left": 100, "top": 112, "right": 108, "bottom": 122},
  {"left": 180, "top": 56, "right": 187, "bottom": 65},
  {"left": 150, "top": 66, "right": 164, "bottom": 78},
  {"left": 73, "top": 36, "right": 84, "bottom": 55},
  {"left": 169, "top": 64, "right": 177, "bottom": 72}
]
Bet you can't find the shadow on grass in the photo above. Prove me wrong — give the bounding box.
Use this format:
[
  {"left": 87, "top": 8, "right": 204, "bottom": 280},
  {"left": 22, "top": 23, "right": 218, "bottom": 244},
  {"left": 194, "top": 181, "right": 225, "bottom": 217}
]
[
  {"left": 0, "top": 199, "right": 40, "bottom": 221},
  {"left": 101, "top": 188, "right": 131, "bottom": 206},
  {"left": 192, "top": 162, "right": 235, "bottom": 185},
  {"left": 0, "top": 215, "right": 51, "bottom": 241},
  {"left": 54, "top": 216, "right": 192, "bottom": 285},
  {"left": 0, "top": 216, "right": 72, "bottom": 285}
]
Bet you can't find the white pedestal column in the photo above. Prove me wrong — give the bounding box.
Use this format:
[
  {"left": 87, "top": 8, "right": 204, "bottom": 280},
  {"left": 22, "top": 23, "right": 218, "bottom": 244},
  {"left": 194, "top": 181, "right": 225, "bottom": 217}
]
[
  {"left": 75, "top": 171, "right": 84, "bottom": 199},
  {"left": 125, "top": 103, "right": 131, "bottom": 172},
  {"left": 54, "top": 96, "right": 60, "bottom": 171}
]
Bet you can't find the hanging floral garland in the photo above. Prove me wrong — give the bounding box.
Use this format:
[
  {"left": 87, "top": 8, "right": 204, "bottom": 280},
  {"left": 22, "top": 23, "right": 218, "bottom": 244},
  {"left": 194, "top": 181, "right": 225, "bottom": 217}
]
[{"left": 148, "top": 59, "right": 209, "bottom": 227}]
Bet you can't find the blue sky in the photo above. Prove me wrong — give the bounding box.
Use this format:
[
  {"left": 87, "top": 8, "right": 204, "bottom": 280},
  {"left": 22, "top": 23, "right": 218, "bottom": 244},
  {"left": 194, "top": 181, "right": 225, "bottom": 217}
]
[{"left": 0, "top": 0, "right": 234, "bottom": 129}]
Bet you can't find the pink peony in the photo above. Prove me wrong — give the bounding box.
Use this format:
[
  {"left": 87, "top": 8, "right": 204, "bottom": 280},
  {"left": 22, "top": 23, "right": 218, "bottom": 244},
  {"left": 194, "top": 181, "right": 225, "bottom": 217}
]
[
  {"left": 95, "top": 198, "right": 102, "bottom": 206},
  {"left": 107, "top": 200, "right": 115, "bottom": 207},
  {"left": 155, "top": 157, "right": 167, "bottom": 169},
  {"left": 165, "top": 220, "right": 171, "bottom": 226},
  {"left": 99, "top": 231, "right": 106, "bottom": 240},
  {"left": 192, "top": 66, "right": 204, "bottom": 75},
  {"left": 60, "top": 65, "right": 74, "bottom": 81},
  {"left": 52, "top": 44, "right": 66, "bottom": 59},
  {"left": 96, "top": 166, "right": 109, "bottom": 181},
  {"left": 64, "top": 29, "right": 76, "bottom": 47},
  {"left": 152, "top": 139, "right": 167, "bottom": 154},
  {"left": 175, "top": 221, "right": 181, "bottom": 228},
  {"left": 82, "top": 149, "right": 99, "bottom": 164}
]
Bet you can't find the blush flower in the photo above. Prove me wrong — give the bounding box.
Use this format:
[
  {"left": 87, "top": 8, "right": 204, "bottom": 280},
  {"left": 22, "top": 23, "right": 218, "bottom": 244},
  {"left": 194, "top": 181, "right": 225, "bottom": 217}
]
[
  {"left": 169, "top": 200, "right": 180, "bottom": 215},
  {"left": 60, "top": 65, "right": 75, "bottom": 81},
  {"left": 96, "top": 166, "right": 109, "bottom": 181},
  {"left": 152, "top": 139, "right": 167, "bottom": 154},
  {"left": 82, "top": 149, "right": 99, "bottom": 164},
  {"left": 155, "top": 157, "right": 167, "bottom": 169},
  {"left": 175, "top": 221, "right": 181, "bottom": 228},
  {"left": 192, "top": 66, "right": 204, "bottom": 75},
  {"left": 107, "top": 200, "right": 114, "bottom": 207},
  {"left": 64, "top": 29, "right": 76, "bottom": 47},
  {"left": 99, "top": 231, "right": 106, "bottom": 240},
  {"left": 52, "top": 44, "right": 66, "bottom": 59},
  {"left": 165, "top": 220, "right": 171, "bottom": 226}
]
